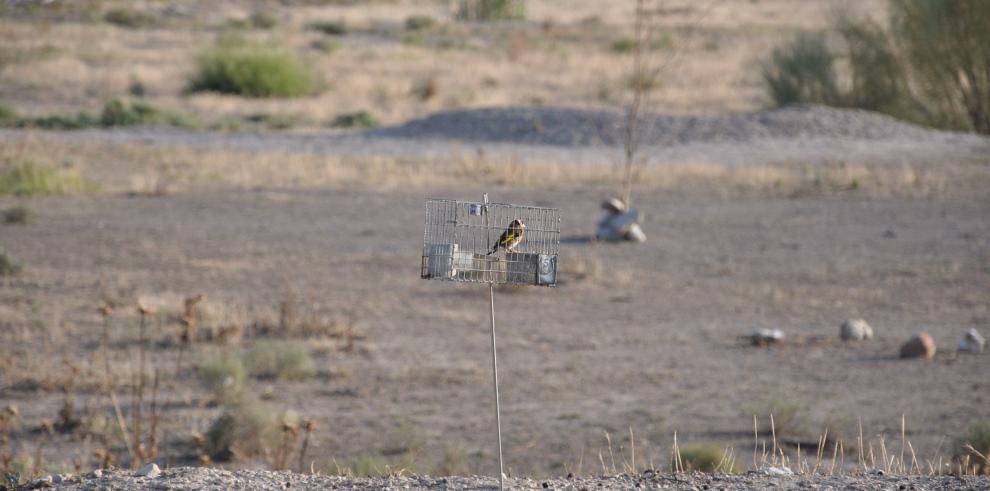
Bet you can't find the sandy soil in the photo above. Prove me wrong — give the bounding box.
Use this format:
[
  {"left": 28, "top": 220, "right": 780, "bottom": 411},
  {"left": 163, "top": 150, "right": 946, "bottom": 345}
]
[{"left": 1, "top": 131, "right": 988, "bottom": 476}]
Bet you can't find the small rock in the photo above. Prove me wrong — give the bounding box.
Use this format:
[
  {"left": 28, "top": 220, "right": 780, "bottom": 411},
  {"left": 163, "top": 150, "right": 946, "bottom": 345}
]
[
  {"left": 52, "top": 473, "right": 70, "bottom": 484},
  {"left": 900, "top": 333, "right": 936, "bottom": 359},
  {"left": 135, "top": 463, "right": 161, "bottom": 478},
  {"left": 37, "top": 475, "right": 54, "bottom": 485},
  {"left": 91, "top": 469, "right": 103, "bottom": 478},
  {"left": 958, "top": 328, "right": 985, "bottom": 353},
  {"left": 757, "top": 466, "right": 794, "bottom": 475},
  {"left": 840, "top": 318, "right": 874, "bottom": 341},
  {"left": 751, "top": 328, "right": 785, "bottom": 346}
]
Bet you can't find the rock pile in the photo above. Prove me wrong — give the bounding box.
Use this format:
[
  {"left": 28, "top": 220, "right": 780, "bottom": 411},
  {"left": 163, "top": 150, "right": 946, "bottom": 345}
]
[{"left": 596, "top": 198, "right": 646, "bottom": 242}]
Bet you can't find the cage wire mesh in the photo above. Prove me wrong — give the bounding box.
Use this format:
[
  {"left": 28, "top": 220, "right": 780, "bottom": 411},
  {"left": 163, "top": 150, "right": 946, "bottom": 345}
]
[{"left": 422, "top": 199, "right": 560, "bottom": 286}]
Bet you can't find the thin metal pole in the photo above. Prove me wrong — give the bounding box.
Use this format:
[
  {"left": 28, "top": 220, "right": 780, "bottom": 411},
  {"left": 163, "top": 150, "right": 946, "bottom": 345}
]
[
  {"left": 483, "top": 193, "right": 505, "bottom": 491},
  {"left": 489, "top": 284, "right": 504, "bottom": 491}
]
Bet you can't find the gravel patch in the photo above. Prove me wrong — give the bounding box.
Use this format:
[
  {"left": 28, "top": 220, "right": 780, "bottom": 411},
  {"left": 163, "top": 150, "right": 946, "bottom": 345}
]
[
  {"left": 2, "top": 105, "right": 986, "bottom": 167},
  {"left": 44, "top": 467, "right": 990, "bottom": 490}
]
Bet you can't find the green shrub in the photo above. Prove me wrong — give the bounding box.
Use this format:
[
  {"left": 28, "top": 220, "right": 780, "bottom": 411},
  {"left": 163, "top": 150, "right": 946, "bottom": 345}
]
[
  {"left": 189, "top": 38, "right": 322, "bottom": 98},
  {"left": 0, "top": 161, "right": 95, "bottom": 196},
  {"left": 611, "top": 38, "right": 638, "bottom": 53},
  {"left": 890, "top": 0, "right": 990, "bottom": 133},
  {"left": 311, "top": 38, "right": 339, "bottom": 54},
  {"left": 404, "top": 15, "right": 435, "bottom": 31},
  {"left": 198, "top": 355, "right": 247, "bottom": 399},
  {"left": 0, "top": 250, "right": 23, "bottom": 276},
  {"left": 456, "top": 0, "right": 525, "bottom": 21},
  {"left": 103, "top": 8, "right": 157, "bottom": 28},
  {"left": 2, "top": 206, "right": 33, "bottom": 224},
  {"left": 205, "top": 399, "right": 278, "bottom": 461},
  {"left": 100, "top": 99, "right": 197, "bottom": 128},
  {"left": 676, "top": 444, "right": 740, "bottom": 473},
  {"left": 330, "top": 111, "right": 379, "bottom": 129},
  {"left": 955, "top": 420, "right": 990, "bottom": 475},
  {"left": 0, "top": 104, "right": 16, "bottom": 126},
  {"left": 249, "top": 11, "right": 278, "bottom": 29},
  {"left": 309, "top": 20, "right": 348, "bottom": 36},
  {"left": 22, "top": 112, "right": 98, "bottom": 130},
  {"left": 764, "top": 2, "right": 990, "bottom": 134},
  {"left": 242, "top": 340, "right": 315, "bottom": 380},
  {"left": 762, "top": 32, "right": 842, "bottom": 107}
]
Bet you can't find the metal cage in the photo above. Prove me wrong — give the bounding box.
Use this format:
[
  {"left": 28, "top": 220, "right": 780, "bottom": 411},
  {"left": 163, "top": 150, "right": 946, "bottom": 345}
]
[{"left": 422, "top": 198, "right": 560, "bottom": 286}]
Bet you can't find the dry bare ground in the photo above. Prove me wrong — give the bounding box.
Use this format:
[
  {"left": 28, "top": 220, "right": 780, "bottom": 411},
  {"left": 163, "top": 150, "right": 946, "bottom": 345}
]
[{"left": 1, "top": 0, "right": 989, "bottom": 488}]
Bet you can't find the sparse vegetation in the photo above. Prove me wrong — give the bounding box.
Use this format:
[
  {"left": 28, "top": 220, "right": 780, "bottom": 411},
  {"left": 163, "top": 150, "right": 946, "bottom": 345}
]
[
  {"left": 330, "top": 111, "right": 379, "bottom": 129},
  {"left": 764, "top": 1, "right": 990, "bottom": 134},
  {"left": 205, "top": 399, "right": 279, "bottom": 461},
  {"left": 249, "top": 11, "right": 278, "bottom": 30},
  {"left": 198, "top": 355, "right": 247, "bottom": 400},
  {"left": 2, "top": 206, "right": 33, "bottom": 224},
  {"left": 0, "top": 249, "right": 23, "bottom": 276},
  {"left": 189, "top": 37, "right": 322, "bottom": 98},
  {"left": 243, "top": 340, "right": 315, "bottom": 381},
  {"left": 456, "top": 0, "right": 525, "bottom": 21},
  {"left": 955, "top": 420, "right": 990, "bottom": 475},
  {"left": 100, "top": 99, "right": 197, "bottom": 128},
  {"left": 103, "top": 8, "right": 158, "bottom": 29},
  {"left": 0, "top": 161, "right": 95, "bottom": 196},
  {"left": 404, "top": 15, "right": 435, "bottom": 31},
  {"left": 676, "top": 444, "right": 739, "bottom": 473},
  {"left": 309, "top": 20, "right": 348, "bottom": 36}
]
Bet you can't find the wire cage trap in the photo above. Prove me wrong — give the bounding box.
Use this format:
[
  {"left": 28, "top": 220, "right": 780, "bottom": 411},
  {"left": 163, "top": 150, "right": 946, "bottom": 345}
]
[
  {"left": 421, "top": 198, "right": 561, "bottom": 286},
  {"left": 420, "top": 196, "right": 560, "bottom": 490}
]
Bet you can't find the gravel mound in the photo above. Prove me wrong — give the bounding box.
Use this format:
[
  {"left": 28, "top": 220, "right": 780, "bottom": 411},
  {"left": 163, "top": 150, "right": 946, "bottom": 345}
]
[
  {"left": 2, "top": 105, "right": 987, "bottom": 167},
  {"left": 369, "top": 105, "right": 968, "bottom": 147},
  {"left": 45, "top": 467, "right": 989, "bottom": 490}
]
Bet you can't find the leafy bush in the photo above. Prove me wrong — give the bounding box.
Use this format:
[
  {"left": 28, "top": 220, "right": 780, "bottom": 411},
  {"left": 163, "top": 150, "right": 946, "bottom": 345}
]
[
  {"left": 0, "top": 104, "right": 16, "bottom": 126},
  {"left": 205, "top": 399, "right": 279, "bottom": 461},
  {"left": 677, "top": 444, "right": 739, "bottom": 473},
  {"left": 0, "top": 161, "right": 95, "bottom": 196},
  {"left": 330, "top": 111, "right": 379, "bottom": 129},
  {"left": 456, "top": 0, "right": 525, "bottom": 21},
  {"left": 0, "top": 250, "right": 23, "bottom": 276},
  {"left": 21, "top": 112, "right": 99, "bottom": 130},
  {"left": 764, "top": 2, "right": 990, "bottom": 134},
  {"left": 249, "top": 11, "right": 278, "bottom": 29},
  {"left": 189, "top": 38, "right": 322, "bottom": 98},
  {"left": 2, "top": 206, "right": 33, "bottom": 224},
  {"left": 100, "top": 99, "right": 196, "bottom": 128},
  {"left": 198, "top": 355, "right": 247, "bottom": 400},
  {"left": 309, "top": 20, "right": 347, "bottom": 36},
  {"left": 242, "top": 340, "right": 315, "bottom": 380},
  {"left": 404, "top": 15, "right": 435, "bottom": 31},
  {"left": 762, "top": 32, "right": 842, "bottom": 107},
  {"left": 103, "top": 8, "right": 157, "bottom": 29},
  {"left": 955, "top": 420, "right": 990, "bottom": 475},
  {"left": 890, "top": 0, "right": 990, "bottom": 133}
]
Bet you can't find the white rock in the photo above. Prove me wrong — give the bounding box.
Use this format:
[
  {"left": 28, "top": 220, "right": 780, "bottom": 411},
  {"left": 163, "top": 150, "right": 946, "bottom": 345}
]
[
  {"left": 840, "top": 318, "right": 874, "bottom": 341},
  {"left": 91, "top": 469, "right": 103, "bottom": 478},
  {"left": 958, "top": 328, "right": 985, "bottom": 353},
  {"left": 135, "top": 463, "right": 161, "bottom": 478},
  {"left": 758, "top": 466, "right": 794, "bottom": 475},
  {"left": 751, "top": 328, "right": 785, "bottom": 346}
]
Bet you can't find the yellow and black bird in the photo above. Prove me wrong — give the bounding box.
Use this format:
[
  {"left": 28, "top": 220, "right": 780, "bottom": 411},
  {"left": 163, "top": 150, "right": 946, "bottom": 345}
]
[{"left": 489, "top": 218, "right": 526, "bottom": 254}]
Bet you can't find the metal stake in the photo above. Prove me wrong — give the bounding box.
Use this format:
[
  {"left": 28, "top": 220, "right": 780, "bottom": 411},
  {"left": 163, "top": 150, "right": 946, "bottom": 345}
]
[{"left": 484, "top": 194, "right": 505, "bottom": 491}]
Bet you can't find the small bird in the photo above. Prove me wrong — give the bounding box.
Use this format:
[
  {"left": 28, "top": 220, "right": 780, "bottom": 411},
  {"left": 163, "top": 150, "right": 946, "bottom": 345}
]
[{"left": 489, "top": 219, "right": 526, "bottom": 254}]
